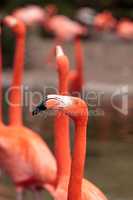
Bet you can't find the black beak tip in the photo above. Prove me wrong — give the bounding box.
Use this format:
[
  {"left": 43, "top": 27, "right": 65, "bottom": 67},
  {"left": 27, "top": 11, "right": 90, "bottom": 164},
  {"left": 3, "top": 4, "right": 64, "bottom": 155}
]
[
  {"left": 32, "top": 108, "right": 39, "bottom": 116},
  {"left": 32, "top": 102, "right": 47, "bottom": 116}
]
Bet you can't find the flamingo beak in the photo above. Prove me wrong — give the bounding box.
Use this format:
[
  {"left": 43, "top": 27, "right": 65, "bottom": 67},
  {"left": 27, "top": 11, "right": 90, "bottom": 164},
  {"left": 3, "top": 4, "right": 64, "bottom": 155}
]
[
  {"left": 32, "top": 94, "right": 73, "bottom": 116},
  {"left": 32, "top": 101, "right": 46, "bottom": 116}
]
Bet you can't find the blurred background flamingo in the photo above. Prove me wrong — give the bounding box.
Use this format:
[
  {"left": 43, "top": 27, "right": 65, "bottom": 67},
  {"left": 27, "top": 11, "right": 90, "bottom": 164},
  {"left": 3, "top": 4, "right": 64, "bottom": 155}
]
[
  {"left": 12, "top": 5, "right": 45, "bottom": 27},
  {"left": 42, "top": 5, "right": 87, "bottom": 64},
  {"left": 94, "top": 11, "right": 117, "bottom": 31},
  {"left": 2, "top": 16, "right": 57, "bottom": 199},
  {"left": 116, "top": 19, "right": 133, "bottom": 39}
]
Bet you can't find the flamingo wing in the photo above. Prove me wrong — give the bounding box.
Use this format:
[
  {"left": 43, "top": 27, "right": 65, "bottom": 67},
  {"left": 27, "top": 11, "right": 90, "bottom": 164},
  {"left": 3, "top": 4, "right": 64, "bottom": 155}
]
[
  {"left": 0, "top": 127, "right": 57, "bottom": 186},
  {"left": 82, "top": 179, "right": 108, "bottom": 200},
  {"left": 48, "top": 15, "right": 86, "bottom": 40}
]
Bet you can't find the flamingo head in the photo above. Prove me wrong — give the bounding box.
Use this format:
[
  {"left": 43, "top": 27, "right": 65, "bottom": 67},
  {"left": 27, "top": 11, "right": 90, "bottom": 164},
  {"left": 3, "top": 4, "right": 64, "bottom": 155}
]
[
  {"left": 94, "top": 11, "right": 117, "bottom": 31},
  {"left": 32, "top": 94, "right": 88, "bottom": 123},
  {"left": 3, "top": 15, "right": 26, "bottom": 36},
  {"left": 56, "top": 46, "right": 69, "bottom": 75}
]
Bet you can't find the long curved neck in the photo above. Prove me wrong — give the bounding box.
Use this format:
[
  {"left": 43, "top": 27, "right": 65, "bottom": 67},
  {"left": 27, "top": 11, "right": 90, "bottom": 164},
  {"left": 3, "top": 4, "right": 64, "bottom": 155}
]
[
  {"left": 68, "top": 119, "right": 87, "bottom": 200},
  {"left": 54, "top": 71, "right": 71, "bottom": 184},
  {"left": 0, "top": 36, "right": 4, "bottom": 125},
  {"left": 9, "top": 34, "right": 25, "bottom": 126},
  {"left": 59, "top": 72, "right": 68, "bottom": 95},
  {"left": 75, "top": 37, "right": 83, "bottom": 85}
]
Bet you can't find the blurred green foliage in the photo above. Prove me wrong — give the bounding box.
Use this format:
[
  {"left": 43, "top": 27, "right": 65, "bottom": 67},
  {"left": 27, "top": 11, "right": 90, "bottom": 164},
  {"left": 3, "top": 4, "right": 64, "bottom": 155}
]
[
  {"left": 0, "top": 0, "right": 133, "bottom": 18},
  {"left": 0, "top": 0, "right": 75, "bottom": 16}
]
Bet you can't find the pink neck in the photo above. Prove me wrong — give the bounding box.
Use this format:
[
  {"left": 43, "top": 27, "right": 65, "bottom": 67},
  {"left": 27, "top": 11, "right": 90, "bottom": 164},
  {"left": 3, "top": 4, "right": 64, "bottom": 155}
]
[
  {"left": 75, "top": 38, "right": 83, "bottom": 85},
  {"left": 0, "top": 37, "right": 3, "bottom": 125},
  {"left": 54, "top": 71, "right": 71, "bottom": 184},
  {"left": 9, "top": 35, "right": 25, "bottom": 126},
  {"left": 59, "top": 73, "right": 68, "bottom": 95},
  {"left": 68, "top": 119, "right": 87, "bottom": 200}
]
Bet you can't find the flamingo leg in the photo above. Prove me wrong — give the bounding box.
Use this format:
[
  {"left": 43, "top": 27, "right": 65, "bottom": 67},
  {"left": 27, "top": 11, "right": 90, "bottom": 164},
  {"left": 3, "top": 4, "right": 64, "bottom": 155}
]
[
  {"left": 16, "top": 187, "right": 24, "bottom": 200},
  {"left": 34, "top": 190, "right": 43, "bottom": 200},
  {"left": 0, "top": 169, "right": 2, "bottom": 177}
]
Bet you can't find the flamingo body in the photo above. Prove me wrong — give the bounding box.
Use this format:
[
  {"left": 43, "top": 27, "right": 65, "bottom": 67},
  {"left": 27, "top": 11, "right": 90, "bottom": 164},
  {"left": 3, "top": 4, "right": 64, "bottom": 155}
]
[
  {"left": 12, "top": 5, "right": 45, "bottom": 26},
  {"left": 44, "top": 9, "right": 87, "bottom": 65},
  {"left": 81, "top": 179, "right": 108, "bottom": 200},
  {"left": 51, "top": 178, "right": 107, "bottom": 200},
  {"left": 116, "top": 19, "right": 133, "bottom": 39},
  {"left": 0, "top": 126, "right": 57, "bottom": 188},
  {"left": 45, "top": 15, "right": 87, "bottom": 41},
  {"left": 94, "top": 11, "right": 116, "bottom": 31}
]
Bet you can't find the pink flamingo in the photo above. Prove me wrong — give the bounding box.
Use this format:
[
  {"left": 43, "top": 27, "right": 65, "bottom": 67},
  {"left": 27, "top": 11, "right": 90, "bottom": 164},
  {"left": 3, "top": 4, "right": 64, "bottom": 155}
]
[
  {"left": 42, "top": 45, "right": 82, "bottom": 198},
  {"left": 43, "top": 5, "right": 87, "bottom": 64},
  {"left": 0, "top": 27, "right": 4, "bottom": 128},
  {"left": 3, "top": 16, "right": 77, "bottom": 199},
  {"left": 2, "top": 16, "right": 57, "bottom": 199},
  {"left": 43, "top": 5, "right": 85, "bottom": 93},
  {"left": 50, "top": 46, "right": 71, "bottom": 194},
  {"left": 44, "top": 7, "right": 87, "bottom": 40},
  {"left": 12, "top": 5, "right": 45, "bottom": 27},
  {"left": 33, "top": 47, "right": 108, "bottom": 200},
  {"left": 116, "top": 19, "right": 133, "bottom": 39},
  {"left": 94, "top": 11, "right": 116, "bottom": 31}
]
